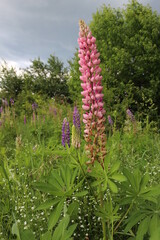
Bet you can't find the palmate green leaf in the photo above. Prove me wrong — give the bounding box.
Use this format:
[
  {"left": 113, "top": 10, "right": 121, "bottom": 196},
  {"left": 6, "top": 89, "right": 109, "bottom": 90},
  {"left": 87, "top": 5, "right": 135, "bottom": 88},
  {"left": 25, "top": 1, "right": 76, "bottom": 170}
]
[
  {"left": 36, "top": 198, "right": 60, "bottom": 211},
  {"left": 20, "top": 230, "right": 36, "bottom": 240},
  {"left": 40, "top": 231, "right": 52, "bottom": 240},
  {"left": 120, "top": 197, "right": 134, "bottom": 205},
  {"left": 52, "top": 215, "right": 70, "bottom": 240},
  {"left": 123, "top": 169, "right": 138, "bottom": 192},
  {"left": 109, "top": 161, "right": 121, "bottom": 175},
  {"left": 33, "top": 182, "right": 63, "bottom": 196},
  {"left": 108, "top": 179, "right": 118, "bottom": 193},
  {"left": 65, "top": 223, "right": 78, "bottom": 239},
  {"left": 48, "top": 171, "right": 64, "bottom": 189},
  {"left": 136, "top": 216, "right": 150, "bottom": 240},
  {"left": 67, "top": 201, "right": 79, "bottom": 217},
  {"left": 139, "top": 173, "right": 150, "bottom": 191},
  {"left": 91, "top": 179, "right": 103, "bottom": 187},
  {"left": 149, "top": 214, "right": 160, "bottom": 239},
  {"left": 124, "top": 212, "right": 146, "bottom": 234},
  {"left": 74, "top": 190, "right": 88, "bottom": 197},
  {"left": 133, "top": 169, "right": 141, "bottom": 192},
  {"left": 150, "top": 229, "right": 160, "bottom": 240},
  {"left": 48, "top": 200, "right": 64, "bottom": 230},
  {"left": 12, "top": 222, "right": 21, "bottom": 239},
  {"left": 110, "top": 173, "right": 127, "bottom": 182}
]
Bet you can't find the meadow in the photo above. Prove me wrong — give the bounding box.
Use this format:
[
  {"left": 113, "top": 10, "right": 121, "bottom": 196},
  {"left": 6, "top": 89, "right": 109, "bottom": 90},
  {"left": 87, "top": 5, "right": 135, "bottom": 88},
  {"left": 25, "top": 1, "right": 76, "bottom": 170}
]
[{"left": 0, "top": 100, "right": 159, "bottom": 240}]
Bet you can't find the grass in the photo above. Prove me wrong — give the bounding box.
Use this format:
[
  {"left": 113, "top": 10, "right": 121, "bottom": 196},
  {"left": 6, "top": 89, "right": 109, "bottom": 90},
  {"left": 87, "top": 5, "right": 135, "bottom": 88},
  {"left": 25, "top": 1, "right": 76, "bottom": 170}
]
[{"left": 0, "top": 102, "right": 160, "bottom": 239}]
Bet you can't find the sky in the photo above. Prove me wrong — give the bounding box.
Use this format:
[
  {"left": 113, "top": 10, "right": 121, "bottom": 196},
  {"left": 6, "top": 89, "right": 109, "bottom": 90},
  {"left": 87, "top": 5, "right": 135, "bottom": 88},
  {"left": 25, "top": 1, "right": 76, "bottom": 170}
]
[{"left": 0, "top": 0, "right": 159, "bottom": 70}]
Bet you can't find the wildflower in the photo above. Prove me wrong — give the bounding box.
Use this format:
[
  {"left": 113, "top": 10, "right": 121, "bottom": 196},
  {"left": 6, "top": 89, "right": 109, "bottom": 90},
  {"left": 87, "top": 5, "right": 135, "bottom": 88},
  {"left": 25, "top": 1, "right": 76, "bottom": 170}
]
[
  {"left": 108, "top": 115, "right": 113, "bottom": 125},
  {"left": 62, "top": 118, "right": 70, "bottom": 147},
  {"left": 126, "top": 109, "right": 135, "bottom": 122},
  {"left": 0, "top": 106, "right": 3, "bottom": 113},
  {"left": 78, "top": 19, "right": 106, "bottom": 166},
  {"left": 72, "top": 106, "right": 81, "bottom": 148},
  {"left": 73, "top": 106, "right": 81, "bottom": 131},
  {"left": 32, "top": 102, "right": 38, "bottom": 111},
  {"left": 24, "top": 115, "right": 26, "bottom": 125},
  {"left": 10, "top": 98, "right": 14, "bottom": 105},
  {"left": 2, "top": 98, "right": 8, "bottom": 106}
]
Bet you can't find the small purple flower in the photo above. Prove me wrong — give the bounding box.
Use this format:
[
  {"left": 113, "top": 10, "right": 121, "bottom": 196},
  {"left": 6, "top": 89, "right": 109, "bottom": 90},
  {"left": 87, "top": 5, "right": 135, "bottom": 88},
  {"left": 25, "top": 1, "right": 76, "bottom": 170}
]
[
  {"left": 2, "top": 98, "right": 8, "bottom": 107},
  {"left": 32, "top": 102, "right": 38, "bottom": 111},
  {"left": 53, "top": 108, "right": 57, "bottom": 116},
  {"left": 0, "top": 106, "right": 3, "bottom": 113},
  {"left": 10, "top": 98, "right": 14, "bottom": 105},
  {"left": 62, "top": 118, "right": 70, "bottom": 147},
  {"left": 126, "top": 109, "right": 135, "bottom": 121},
  {"left": 73, "top": 106, "right": 81, "bottom": 131},
  {"left": 24, "top": 115, "right": 26, "bottom": 125},
  {"left": 108, "top": 115, "right": 113, "bottom": 125}
]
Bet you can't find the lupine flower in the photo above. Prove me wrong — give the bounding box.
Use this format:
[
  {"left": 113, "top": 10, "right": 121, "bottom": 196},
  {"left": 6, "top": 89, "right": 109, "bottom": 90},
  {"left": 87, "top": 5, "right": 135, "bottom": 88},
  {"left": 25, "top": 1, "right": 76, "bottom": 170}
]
[
  {"left": 108, "top": 115, "right": 113, "bottom": 126},
  {"left": 2, "top": 98, "right": 8, "bottom": 106},
  {"left": 126, "top": 109, "right": 135, "bottom": 122},
  {"left": 72, "top": 125, "right": 81, "bottom": 148},
  {"left": 72, "top": 106, "right": 81, "bottom": 148},
  {"left": 73, "top": 106, "right": 81, "bottom": 131},
  {"left": 0, "top": 106, "right": 3, "bottom": 113},
  {"left": 32, "top": 102, "right": 38, "bottom": 111},
  {"left": 53, "top": 108, "right": 57, "bottom": 116},
  {"left": 10, "top": 98, "right": 14, "bottom": 105},
  {"left": 62, "top": 118, "right": 70, "bottom": 147},
  {"left": 24, "top": 115, "right": 26, "bottom": 125},
  {"left": 78, "top": 19, "right": 107, "bottom": 166}
]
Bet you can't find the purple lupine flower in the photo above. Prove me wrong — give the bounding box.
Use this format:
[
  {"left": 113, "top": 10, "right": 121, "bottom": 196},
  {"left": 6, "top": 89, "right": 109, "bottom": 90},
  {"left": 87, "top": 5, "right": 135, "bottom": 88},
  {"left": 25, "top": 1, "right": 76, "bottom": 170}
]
[
  {"left": 73, "top": 106, "right": 81, "bottom": 131},
  {"left": 53, "top": 108, "right": 57, "bottom": 116},
  {"left": 32, "top": 102, "right": 38, "bottom": 111},
  {"left": 108, "top": 115, "right": 113, "bottom": 125},
  {"left": 2, "top": 98, "right": 8, "bottom": 106},
  {"left": 10, "top": 98, "right": 14, "bottom": 105},
  {"left": 0, "top": 106, "right": 3, "bottom": 113},
  {"left": 62, "top": 118, "right": 70, "bottom": 147},
  {"left": 126, "top": 109, "right": 135, "bottom": 121},
  {"left": 24, "top": 115, "right": 26, "bottom": 125}
]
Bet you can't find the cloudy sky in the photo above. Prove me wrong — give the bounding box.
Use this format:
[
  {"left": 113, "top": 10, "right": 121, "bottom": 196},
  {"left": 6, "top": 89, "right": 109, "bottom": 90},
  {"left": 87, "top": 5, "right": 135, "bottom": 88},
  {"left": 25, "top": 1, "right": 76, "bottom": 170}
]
[{"left": 0, "top": 0, "right": 159, "bottom": 69}]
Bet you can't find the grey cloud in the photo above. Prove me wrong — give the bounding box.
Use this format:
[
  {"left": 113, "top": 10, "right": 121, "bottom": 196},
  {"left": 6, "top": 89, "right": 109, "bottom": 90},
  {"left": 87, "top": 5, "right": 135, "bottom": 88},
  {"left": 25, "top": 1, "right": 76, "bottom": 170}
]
[{"left": 0, "top": 0, "right": 159, "bottom": 68}]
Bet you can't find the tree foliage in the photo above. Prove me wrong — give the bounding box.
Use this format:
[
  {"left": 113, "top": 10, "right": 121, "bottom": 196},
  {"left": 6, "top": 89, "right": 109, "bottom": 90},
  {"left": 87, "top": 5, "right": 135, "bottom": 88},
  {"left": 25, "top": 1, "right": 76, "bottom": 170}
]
[
  {"left": 25, "top": 55, "right": 69, "bottom": 99},
  {"left": 0, "top": 55, "right": 70, "bottom": 107},
  {"left": 0, "top": 63, "right": 24, "bottom": 99},
  {"left": 69, "top": 0, "right": 160, "bottom": 124}
]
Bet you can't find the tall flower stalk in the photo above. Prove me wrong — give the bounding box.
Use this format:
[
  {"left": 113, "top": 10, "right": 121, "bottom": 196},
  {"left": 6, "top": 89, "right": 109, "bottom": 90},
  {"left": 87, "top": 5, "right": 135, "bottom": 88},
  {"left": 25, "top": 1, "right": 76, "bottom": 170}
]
[
  {"left": 62, "top": 118, "right": 70, "bottom": 148},
  {"left": 72, "top": 106, "right": 81, "bottom": 148},
  {"left": 78, "top": 19, "right": 106, "bottom": 167}
]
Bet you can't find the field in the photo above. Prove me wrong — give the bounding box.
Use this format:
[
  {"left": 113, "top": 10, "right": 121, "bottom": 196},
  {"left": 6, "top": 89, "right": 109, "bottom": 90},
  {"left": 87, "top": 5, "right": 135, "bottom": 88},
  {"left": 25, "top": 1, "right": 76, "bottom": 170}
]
[{"left": 0, "top": 101, "right": 160, "bottom": 240}]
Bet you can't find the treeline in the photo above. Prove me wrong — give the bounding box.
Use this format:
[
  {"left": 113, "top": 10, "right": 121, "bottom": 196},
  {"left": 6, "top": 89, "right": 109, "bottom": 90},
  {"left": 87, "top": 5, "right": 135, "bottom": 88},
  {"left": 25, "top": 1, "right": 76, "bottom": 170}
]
[{"left": 0, "top": 0, "right": 160, "bottom": 125}]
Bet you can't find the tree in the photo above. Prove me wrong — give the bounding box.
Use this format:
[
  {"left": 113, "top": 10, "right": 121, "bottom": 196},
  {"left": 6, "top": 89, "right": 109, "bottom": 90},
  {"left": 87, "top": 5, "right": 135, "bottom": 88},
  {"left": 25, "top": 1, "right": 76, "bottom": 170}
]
[
  {"left": 69, "top": 0, "right": 160, "bottom": 124},
  {"left": 0, "top": 62, "right": 24, "bottom": 100},
  {"left": 25, "top": 55, "right": 69, "bottom": 99}
]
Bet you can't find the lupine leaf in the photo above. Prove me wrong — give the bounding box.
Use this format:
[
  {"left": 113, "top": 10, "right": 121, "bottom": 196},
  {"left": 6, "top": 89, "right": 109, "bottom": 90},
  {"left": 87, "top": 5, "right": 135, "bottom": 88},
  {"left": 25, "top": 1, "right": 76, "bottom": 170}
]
[
  {"left": 48, "top": 200, "right": 64, "bottom": 230},
  {"left": 136, "top": 216, "right": 150, "bottom": 240}
]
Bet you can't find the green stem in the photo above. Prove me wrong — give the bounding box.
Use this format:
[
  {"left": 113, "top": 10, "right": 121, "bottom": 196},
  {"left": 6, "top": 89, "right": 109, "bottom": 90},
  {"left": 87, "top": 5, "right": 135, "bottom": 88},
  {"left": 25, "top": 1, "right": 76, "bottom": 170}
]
[
  {"left": 114, "top": 202, "right": 133, "bottom": 232},
  {"left": 100, "top": 187, "right": 107, "bottom": 240},
  {"left": 71, "top": 150, "right": 98, "bottom": 202}
]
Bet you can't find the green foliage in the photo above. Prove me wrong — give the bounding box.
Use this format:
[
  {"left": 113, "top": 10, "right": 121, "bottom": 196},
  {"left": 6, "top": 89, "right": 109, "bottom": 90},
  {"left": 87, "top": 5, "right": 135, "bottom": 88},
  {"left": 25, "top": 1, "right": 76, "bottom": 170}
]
[
  {"left": 0, "top": 63, "right": 24, "bottom": 99},
  {"left": 0, "top": 97, "right": 160, "bottom": 240},
  {"left": 69, "top": 0, "right": 160, "bottom": 125},
  {"left": 25, "top": 55, "right": 69, "bottom": 99}
]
